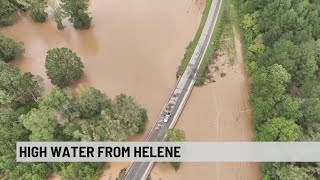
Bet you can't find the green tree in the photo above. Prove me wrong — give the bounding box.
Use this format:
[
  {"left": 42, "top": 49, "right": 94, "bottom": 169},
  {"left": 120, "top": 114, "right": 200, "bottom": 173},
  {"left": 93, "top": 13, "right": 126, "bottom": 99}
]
[
  {"left": 242, "top": 13, "right": 259, "bottom": 42},
  {"left": 249, "top": 64, "right": 291, "bottom": 126},
  {"left": 259, "top": 39, "right": 298, "bottom": 74},
  {"left": 250, "top": 96, "right": 275, "bottom": 127},
  {"left": 15, "top": 0, "right": 49, "bottom": 23},
  {"left": 276, "top": 96, "right": 302, "bottom": 121},
  {"left": 45, "top": 48, "right": 84, "bottom": 88},
  {"left": 28, "top": 4, "right": 48, "bottom": 23},
  {"left": 38, "top": 87, "right": 80, "bottom": 122},
  {"left": 0, "top": 61, "right": 41, "bottom": 108},
  {"left": 0, "top": 0, "right": 17, "bottom": 26},
  {"left": 20, "top": 108, "right": 57, "bottom": 141},
  {"left": 60, "top": 0, "right": 92, "bottom": 29},
  {"left": 250, "top": 64, "right": 291, "bottom": 103},
  {"left": 0, "top": 33, "right": 23, "bottom": 62},
  {"left": 112, "top": 94, "right": 148, "bottom": 136},
  {"left": 301, "top": 80, "right": 320, "bottom": 98},
  {"left": 166, "top": 129, "right": 185, "bottom": 171},
  {"left": 11, "top": 163, "right": 53, "bottom": 180},
  {"left": 52, "top": 5, "right": 64, "bottom": 29},
  {"left": 72, "top": 109, "right": 122, "bottom": 141},
  {"left": 248, "top": 34, "right": 265, "bottom": 55},
  {"left": 76, "top": 86, "right": 111, "bottom": 118},
  {"left": 256, "top": 117, "right": 301, "bottom": 141},
  {"left": 166, "top": 129, "right": 185, "bottom": 142},
  {"left": 0, "top": 111, "right": 28, "bottom": 175},
  {"left": 296, "top": 42, "right": 319, "bottom": 82},
  {"left": 58, "top": 162, "right": 103, "bottom": 180},
  {"left": 0, "top": 109, "right": 55, "bottom": 179},
  {"left": 299, "top": 98, "right": 320, "bottom": 129},
  {"left": 276, "top": 165, "right": 316, "bottom": 180}
]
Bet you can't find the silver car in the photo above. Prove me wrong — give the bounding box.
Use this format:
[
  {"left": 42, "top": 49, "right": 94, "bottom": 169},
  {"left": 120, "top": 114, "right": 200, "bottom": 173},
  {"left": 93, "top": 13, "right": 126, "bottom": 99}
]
[{"left": 164, "top": 112, "right": 171, "bottom": 122}]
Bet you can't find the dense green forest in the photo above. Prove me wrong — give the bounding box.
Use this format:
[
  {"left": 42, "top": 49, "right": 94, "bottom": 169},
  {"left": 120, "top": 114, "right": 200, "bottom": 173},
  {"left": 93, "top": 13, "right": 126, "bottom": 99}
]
[
  {"left": 238, "top": 0, "right": 320, "bottom": 179},
  {"left": 0, "top": 18, "right": 147, "bottom": 180},
  {"left": 0, "top": 60, "right": 147, "bottom": 179}
]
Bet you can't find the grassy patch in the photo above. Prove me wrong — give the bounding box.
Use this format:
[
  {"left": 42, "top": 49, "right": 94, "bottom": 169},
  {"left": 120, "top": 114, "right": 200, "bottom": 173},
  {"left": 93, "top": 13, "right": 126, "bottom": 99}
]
[
  {"left": 194, "top": 0, "right": 226, "bottom": 86},
  {"left": 195, "top": 0, "right": 245, "bottom": 86},
  {"left": 220, "top": 2, "right": 236, "bottom": 67},
  {"left": 176, "top": 0, "right": 214, "bottom": 79}
]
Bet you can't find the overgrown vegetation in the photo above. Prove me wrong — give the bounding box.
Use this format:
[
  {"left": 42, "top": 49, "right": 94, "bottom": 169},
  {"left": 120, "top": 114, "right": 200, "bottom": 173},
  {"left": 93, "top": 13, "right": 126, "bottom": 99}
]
[
  {"left": 195, "top": 0, "right": 226, "bottom": 86},
  {"left": 237, "top": 0, "right": 320, "bottom": 179},
  {"left": 166, "top": 129, "right": 185, "bottom": 171}
]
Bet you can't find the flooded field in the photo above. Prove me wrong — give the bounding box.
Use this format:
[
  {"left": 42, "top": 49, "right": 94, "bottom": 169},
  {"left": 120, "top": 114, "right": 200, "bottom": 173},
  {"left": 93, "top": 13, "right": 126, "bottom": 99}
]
[
  {"left": 150, "top": 29, "right": 261, "bottom": 179},
  {"left": 0, "top": 0, "right": 203, "bottom": 141},
  {"left": 1, "top": 0, "right": 204, "bottom": 179}
]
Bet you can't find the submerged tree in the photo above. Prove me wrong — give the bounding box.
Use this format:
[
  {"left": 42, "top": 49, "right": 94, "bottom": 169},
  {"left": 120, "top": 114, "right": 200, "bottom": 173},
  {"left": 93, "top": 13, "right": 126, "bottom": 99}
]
[
  {"left": 0, "top": 0, "right": 17, "bottom": 26},
  {"left": 166, "top": 129, "right": 185, "bottom": 171},
  {"left": 60, "top": 0, "right": 92, "bottom": 29},
  {"left": 52, "top": 5, "right": 64, "bottom": 30},
  {"left": 0, "top": 33, "right": 23, "bottom": 62},
  {"left": 15, "top": 0, "right": 49, "bottom": 23},
  {"left": 112, "top": 94, "right": 148, "bottom": 135},
  {"left": 0, "top": 61, "right": 42, "bottom": 108},
  {"left": 45, "top": 48, "right": 84, "bottom": 88},
  {"left": 76, "top": 86, "right": 111, "bottom": 119}
]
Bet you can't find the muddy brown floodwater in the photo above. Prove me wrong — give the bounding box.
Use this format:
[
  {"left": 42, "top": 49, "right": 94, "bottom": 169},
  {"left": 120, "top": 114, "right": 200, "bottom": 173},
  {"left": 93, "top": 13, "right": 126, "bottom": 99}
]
[
  {"left": 0, "top": 0, "right": 204, "bottom": 179},
  {"left": 151, "top": 28, "right": 261, "bottom": 180},
  {"left": 0, "top": 0, "right": 203, "bottom": 140},
  {"left": 1, "top": 0, "right": 260, "bottom": 179}
]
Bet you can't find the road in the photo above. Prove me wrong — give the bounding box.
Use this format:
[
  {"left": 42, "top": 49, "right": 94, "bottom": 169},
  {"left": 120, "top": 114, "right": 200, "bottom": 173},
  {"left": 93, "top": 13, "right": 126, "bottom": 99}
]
[{"left": 122, "top": 0, "right": 223, "bottom": 179}]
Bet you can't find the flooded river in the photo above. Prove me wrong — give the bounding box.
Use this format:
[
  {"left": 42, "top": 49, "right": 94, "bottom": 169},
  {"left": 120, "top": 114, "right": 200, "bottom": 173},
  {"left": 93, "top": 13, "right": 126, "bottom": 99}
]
[
  {"left": 1, "top": 0, "right": 260, "bottom": 179},
  {"left": 0, "top": 0, "right": 203, "bottom": 141}
]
